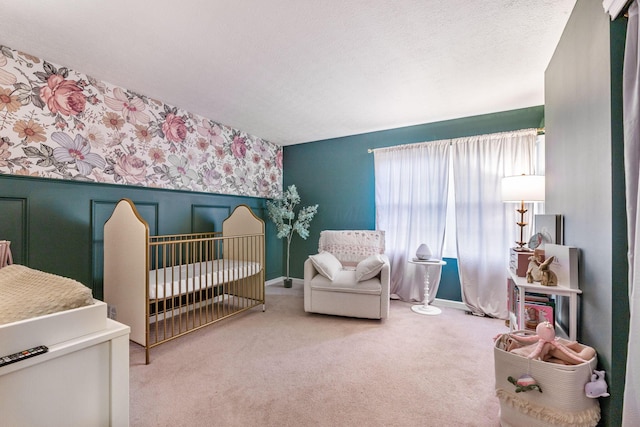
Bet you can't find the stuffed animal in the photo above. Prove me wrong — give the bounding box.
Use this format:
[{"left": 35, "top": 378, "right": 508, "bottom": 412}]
[
  {"left": 585, "top": 370, "right": 610, "bottom": 398},
  {"left": 526, "top": 253, "right": 543, "bottom": 283},
  {"left": 508, "top": 374, "right": 542, "bottom": 393},
  {"left": 539, "top": 256, "right": 557, "bottom": 286},
  {"left": 527, "top": 255, "right": 556, "bottom": 285},
  {"left": 509, "top": 321, "right": 591, "bottom": 364}
]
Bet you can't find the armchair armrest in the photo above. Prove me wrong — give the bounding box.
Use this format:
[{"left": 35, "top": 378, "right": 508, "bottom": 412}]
[
  {"left": 379, "top": 255, "right": 391, "bottom": 319},
  {"left": 304, "top": 258, "right": 320, "bottom": 312}
]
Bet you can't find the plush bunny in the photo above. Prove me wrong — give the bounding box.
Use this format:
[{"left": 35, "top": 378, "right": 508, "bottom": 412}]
[
  {"left": 527, "top": 255, "right": 556, "bottom": 285},
  {"left": 539, "top": 256, "right": 557, "bottom": 286},
  {"left": 526, "top": 253, "right": 543, "bottom": 283}
]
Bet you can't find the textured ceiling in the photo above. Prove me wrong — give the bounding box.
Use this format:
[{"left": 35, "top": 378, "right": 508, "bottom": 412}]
[{"left": 0, "top": 1, "right": 576, "bottom": 146}]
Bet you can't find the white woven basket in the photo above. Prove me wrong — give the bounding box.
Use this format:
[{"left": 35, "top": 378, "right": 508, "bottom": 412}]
[{"left": 494, "top": 332, "right": 600, "bottom": 427}]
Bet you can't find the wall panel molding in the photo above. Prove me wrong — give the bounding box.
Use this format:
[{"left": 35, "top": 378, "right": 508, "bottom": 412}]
[
  {"left": 191, "top": 204, "right": 231, "bottom": 233},
  {"left": 0, "top": 197, "right": 28, "bottom": 264}
]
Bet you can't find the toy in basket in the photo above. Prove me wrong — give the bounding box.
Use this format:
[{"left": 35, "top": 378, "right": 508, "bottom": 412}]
[
  {"left": 494, "top": 322, "right": 602, "bottom": 427},
  {"left": 508, "top": 322, "right": 591, "bottom": 363}
]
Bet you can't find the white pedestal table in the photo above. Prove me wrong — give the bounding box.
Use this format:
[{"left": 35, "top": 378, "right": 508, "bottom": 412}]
[{"left": 409, "top": 259, "right": 447, "bottom": 315}]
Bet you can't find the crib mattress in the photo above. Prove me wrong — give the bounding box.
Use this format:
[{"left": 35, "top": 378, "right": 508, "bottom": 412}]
[
  {"left": 149, "top": 259, "right": 262, "bottom": 299},
  {"left": 0, "top": 264, "right": 94, "bottom": 325}
]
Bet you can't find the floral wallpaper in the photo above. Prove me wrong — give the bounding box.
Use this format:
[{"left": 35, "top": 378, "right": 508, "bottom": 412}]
[{"left": 0, "top": 45, "right": 283, "bottom": 198}]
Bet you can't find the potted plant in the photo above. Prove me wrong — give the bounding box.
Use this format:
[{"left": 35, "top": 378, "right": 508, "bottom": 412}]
[{"left": 267, "top": 184, "right": 318, "bottom": 288}]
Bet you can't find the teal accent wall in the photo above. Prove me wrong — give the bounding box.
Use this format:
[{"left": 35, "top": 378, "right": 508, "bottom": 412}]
[
  {"left": 282, "top": 106, "right": 544, "bottom": 300},
  {"left": 0, "top": 175, "right": 281, "bottom": 300},
  {"left": 610, "top": 15, "right": 630, "bottom": 427},
  {"left": 439, "top": 258, "right": 461, "bottom": 301}
]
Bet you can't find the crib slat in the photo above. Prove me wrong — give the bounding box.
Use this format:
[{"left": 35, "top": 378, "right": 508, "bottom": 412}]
[{"left": 142, "top": 217, "right": 264, "bottom": 363}]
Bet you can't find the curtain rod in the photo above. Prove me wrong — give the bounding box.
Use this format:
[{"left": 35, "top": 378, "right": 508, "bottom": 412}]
[{"left": 367, "top": 127, "right": 545, "bottom": 153}]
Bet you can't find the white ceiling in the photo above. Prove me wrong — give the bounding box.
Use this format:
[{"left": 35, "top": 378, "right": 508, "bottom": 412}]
[{"left": 0, "top": 0, "right": 576, "bottom": 146}]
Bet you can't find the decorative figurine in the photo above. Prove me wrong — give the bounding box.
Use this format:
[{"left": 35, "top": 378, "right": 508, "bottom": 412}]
[{"left": 585, "top": 370, "right": 610, "bottom": 398}]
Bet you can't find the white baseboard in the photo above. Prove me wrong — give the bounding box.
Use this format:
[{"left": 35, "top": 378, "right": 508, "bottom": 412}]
[
  {"left": 266, "top": 277, "right": 468, "bottom": 312},
  {"left": 266, "top": 276, "right": 303, "bottom": 287}
]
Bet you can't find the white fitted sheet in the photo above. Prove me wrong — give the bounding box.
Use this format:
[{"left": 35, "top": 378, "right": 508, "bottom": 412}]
[{"left": 148, "top": 258, "right": 262, "bottom": 299}]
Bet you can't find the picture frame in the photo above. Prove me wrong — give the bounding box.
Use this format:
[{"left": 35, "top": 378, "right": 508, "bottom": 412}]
[{"left": 534, "top": 214, "right": 563, "bottom": 246}]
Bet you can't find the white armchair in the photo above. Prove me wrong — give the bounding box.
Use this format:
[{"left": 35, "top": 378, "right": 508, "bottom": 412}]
[{"left": 304, "top": 230, "right": 390, "bottom": 319}]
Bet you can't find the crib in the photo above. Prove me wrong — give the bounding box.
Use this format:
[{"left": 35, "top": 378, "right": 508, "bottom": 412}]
[{"left": 103, "top": 199, "right": 265, "bottom": 364}]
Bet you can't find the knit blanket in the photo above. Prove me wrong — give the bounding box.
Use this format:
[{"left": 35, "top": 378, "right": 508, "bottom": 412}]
[{"left": 0, "top": 264, "right": 94, "bottom": 325}]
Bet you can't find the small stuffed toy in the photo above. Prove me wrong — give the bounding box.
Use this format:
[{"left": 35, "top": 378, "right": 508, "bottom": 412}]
[
  {"left": 585, "top": 370, "right": 610, "bottom": 398},
  {"left": 539, "top": 256, "right": 557, "bottom": 286},
  {"left": 509, "top": 321, "right": 591, "bottom": 364},
  {"left": 508, "top": 374, "right": 542, "bottom": 393},
  {"left": 527, "top": 255, "right": 556, "bottom": 285},
  {"left": 526, "top": 252, "right": 544, "bottom": 283}
]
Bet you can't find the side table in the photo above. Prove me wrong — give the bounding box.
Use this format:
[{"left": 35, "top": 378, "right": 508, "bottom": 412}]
[{"left": 409, "top": 259, "right": 447, "bottom": 315}]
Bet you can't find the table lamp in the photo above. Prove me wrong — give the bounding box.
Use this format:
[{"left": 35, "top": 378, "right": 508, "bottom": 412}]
[{"left": 501, "top": 174, "right": 545, "bottom": 250}]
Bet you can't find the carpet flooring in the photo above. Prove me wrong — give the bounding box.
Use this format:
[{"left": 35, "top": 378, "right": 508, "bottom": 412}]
[{"left": 130, "top": 282, "right": 508, "bottom": 426}]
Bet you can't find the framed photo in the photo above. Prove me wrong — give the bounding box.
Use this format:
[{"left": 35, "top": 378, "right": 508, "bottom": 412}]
[{"left": 534, "top": 214, "right": 563, "bottom": 246}]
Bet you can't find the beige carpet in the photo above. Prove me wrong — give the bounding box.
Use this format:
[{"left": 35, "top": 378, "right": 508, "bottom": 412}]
[{"left": 130, "top": 282, "right": 508, "bottom": 426}]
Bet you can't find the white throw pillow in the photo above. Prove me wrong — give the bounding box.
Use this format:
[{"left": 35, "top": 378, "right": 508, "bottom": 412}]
[
  {"left": 309, "top": 251, "right": 343, "bottom": 280},
  {"left": 356, "top": 254, "right": 385, "bottom": 282}
]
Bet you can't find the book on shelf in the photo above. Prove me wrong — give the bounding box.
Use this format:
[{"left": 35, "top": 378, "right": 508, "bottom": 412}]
[
  {"left": 507, "top": 278, "right": 555, "bottom": 330},
  {"left": 524, "top": 292, "right": 552, "bottom": 303},
  {"left": 523, "top": 300, "right": 555, "bottom": 331}
]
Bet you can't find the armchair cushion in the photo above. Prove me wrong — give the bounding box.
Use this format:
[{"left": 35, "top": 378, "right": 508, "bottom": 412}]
[
  {"left": 308, "top": 270, "right": 382, "bottom": 294},
  {"left": 355, "top": 254, "right": 386, "bottom": 282},
  {"left": 309, "top": 251, "right": 342, "bottom": 280}
]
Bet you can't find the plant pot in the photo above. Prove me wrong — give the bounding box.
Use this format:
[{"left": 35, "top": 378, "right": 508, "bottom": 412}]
[{"left": 284, "top": 278, "right": 293, "bottom": 288}]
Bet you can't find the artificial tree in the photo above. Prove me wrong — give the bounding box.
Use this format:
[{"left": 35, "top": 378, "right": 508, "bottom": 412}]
[{"left": 266, "top": 184, "right": 318, "bottom": 287}]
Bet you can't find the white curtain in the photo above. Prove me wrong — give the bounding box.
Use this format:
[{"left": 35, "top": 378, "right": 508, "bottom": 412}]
[
  {"left": 374, "top": 140, "right": 450, "bottom": 302},
  {"left": 623, "top": 1, "right": 640, "bottom": 424},
  {"left": 451, "top": 130, "right": 537, "bottom": 318},
  {"left": 373, "top": 129, "right": 536, "bottom": 313}
]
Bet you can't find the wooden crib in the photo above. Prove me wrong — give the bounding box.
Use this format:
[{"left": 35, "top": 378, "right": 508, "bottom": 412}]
[{"left": 103, "top": 199, "right": 265, "bottom": 364}]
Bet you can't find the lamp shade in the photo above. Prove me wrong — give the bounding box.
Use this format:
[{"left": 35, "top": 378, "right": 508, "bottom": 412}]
[{"left": 501, "top": 175, "right": 545, "bottom": 202}]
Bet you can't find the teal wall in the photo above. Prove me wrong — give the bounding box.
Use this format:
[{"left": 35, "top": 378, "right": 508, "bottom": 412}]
[
  {"left": 545, "top": 1, "right": 627, "bottom": 425},
  {"left": 282, "top": 106, "right": 544, "bottom": 300},
  {"left": 0, "top": 175, "right": 281, "bottom": 300},
  {"left": 610, "top": 16, "right": 630, "bottom": 427}
]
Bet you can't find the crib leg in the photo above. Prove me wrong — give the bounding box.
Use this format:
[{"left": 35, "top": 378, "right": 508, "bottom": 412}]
[{"left": 262, "top": 303, "right": 266, "bottom": 312}]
